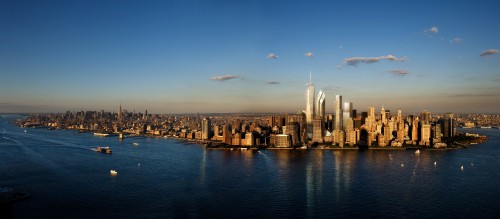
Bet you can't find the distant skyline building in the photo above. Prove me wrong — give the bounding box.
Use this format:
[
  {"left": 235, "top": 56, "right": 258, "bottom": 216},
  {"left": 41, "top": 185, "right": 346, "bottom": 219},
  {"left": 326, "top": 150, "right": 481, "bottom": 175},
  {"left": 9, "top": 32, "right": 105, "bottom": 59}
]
[
  {"left": 305, "top": 73, "right": 315, "bottom": 137},
  {"left": 334, "top": 95, "right": 343, "bottom": 130}
]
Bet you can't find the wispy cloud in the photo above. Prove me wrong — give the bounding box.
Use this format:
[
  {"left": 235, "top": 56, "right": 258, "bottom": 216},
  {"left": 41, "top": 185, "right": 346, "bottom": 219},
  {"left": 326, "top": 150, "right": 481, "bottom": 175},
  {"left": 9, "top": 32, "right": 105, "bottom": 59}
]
[
  {"left": 449, "top": 93, "right": 500, "bottom": 98},
  {"left": 493, "top": 78, "right": 500, "bottom": 81},
  {"left": 425, "top": 26, "right": 439, "bottom": 33},
  {"left": 265, "top": 81, "right": 280, "bottom": 85},
  {"left": 344, "top": 55, "right": 407, "bottom": 66},
  {"left": 480, "top": 49, "right": 499, "bottom": 57},
  {"left": 304, "top": 52, "right": 314, "bottom": 57},
  {"left": 450, "top": 37, "right": 462, "bottom": 44},
  {"left": 266, "top": 53, "right": 279, "bottom": 59},
  {"left": 210, "top": 75, "right": 240, "bottom": 82},
  {"left": 388, "top": 69, "right": 409, "bottom": 76}
]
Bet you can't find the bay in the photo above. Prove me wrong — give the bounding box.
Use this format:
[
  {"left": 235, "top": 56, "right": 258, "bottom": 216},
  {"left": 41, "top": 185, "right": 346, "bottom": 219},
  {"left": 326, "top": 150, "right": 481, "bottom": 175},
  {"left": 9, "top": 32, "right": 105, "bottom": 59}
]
[{"left": 1, "top": 115, "right": 499, "bottom": 218}]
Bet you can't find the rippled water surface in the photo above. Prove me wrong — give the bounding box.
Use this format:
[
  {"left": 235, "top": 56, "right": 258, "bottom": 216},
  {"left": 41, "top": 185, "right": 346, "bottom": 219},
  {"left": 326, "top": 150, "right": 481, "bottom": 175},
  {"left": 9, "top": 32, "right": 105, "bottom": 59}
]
[{"left": 1, "top": 115, "right": 499, "bottom": 218}]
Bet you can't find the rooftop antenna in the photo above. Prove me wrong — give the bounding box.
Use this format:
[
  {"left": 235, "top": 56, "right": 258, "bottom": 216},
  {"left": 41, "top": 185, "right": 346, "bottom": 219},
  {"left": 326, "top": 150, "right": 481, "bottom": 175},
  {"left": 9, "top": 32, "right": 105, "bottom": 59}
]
[{"left": 309, "top": 69, "right": 312, "bottom": 85}]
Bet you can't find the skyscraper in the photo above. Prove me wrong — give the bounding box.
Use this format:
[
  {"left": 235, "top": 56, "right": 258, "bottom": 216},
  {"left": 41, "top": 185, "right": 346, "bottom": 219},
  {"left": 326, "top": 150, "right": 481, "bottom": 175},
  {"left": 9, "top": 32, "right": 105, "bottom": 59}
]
[
  {"left": 343, "top": 102, "right": 352, "bottom": 130},
  {"left": 334, "top": 95, "right": 343, "bottom": 130},
  {"left": 305, "top": 74, "right": 315, "bottom": 137},
  {"left": 202, "top": 118, "right": 211, "bottom": 140},
  {"left": 317, "top": 90, "right": 326, "bottom": 119},
  {"left": 442, "top": 113, "right": 455, "bottom": 138}
]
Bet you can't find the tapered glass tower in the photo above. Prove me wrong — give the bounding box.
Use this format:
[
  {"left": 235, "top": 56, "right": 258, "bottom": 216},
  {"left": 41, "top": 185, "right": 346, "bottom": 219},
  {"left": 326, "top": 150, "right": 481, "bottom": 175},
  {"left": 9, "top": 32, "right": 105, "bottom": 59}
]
[{"left": 306, "top": 73, "right": 315, "bottom": 137}]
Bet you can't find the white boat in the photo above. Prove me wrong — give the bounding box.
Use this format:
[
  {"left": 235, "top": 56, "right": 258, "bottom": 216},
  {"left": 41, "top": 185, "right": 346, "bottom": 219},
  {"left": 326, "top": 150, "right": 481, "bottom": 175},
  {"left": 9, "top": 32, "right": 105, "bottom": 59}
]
[
  {"left": 401, "top": 163, "right": 404, "bottom": 167},
  {"left": 94, "top": 133, "right": 110, "bottom": 137},
  {"left": 240, "top": 148, "right": 247, "bottom": 150},
  {"left": 110, "top": 170, "right": 118, "bottom": 176},
  {"left": 415, "top": 149, "right": 420, "bottom": 154},
  {"left": 132, "top": 142, "right": 140, "bottom": 146},
  {"left": 434, "top": 161, "right": 437, "bottom": 166},
  {"left": 460, "top": 165, "right": 464, "bottom": 171}
]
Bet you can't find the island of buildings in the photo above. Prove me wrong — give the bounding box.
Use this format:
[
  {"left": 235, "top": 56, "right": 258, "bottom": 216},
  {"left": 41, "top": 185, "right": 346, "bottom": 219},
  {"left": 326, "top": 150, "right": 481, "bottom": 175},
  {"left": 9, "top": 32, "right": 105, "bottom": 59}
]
[{"left": 16, "top": 78, "right": 491, "bottom": 150}]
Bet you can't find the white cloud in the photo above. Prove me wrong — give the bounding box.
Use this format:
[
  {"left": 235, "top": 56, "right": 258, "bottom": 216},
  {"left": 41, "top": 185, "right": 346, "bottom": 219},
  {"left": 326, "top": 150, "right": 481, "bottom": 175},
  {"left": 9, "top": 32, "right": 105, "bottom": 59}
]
[
  {"left": 480, "top": 49, "right": 499, "bottom": 57},
  {"left": 425, "top": 26, "right": 439, "bottom": 33},
  {"left": 210, "top": 75, "right": 240, "bottom": 82},
  {"left": 450, "top": 37, "right": 463, "bottom": 44},
  {"left": 344, "top": 55, "right": 408, "bottom": 66},
  {"left": 304, "top": 52, "right": 314, "bottom": 57},
  {"left": 266, "top": 53, "right": 279, "bottom": 59},
  {"left": 388, "top": 70, "right": 409, "bottom": 76}
]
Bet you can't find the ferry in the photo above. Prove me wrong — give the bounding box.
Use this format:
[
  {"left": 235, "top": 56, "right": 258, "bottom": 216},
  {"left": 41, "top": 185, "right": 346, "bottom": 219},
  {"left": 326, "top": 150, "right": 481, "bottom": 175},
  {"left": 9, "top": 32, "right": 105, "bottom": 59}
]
[
  {"left": 95, "top": 146, "right": 112, "bottom": 154},
  {"left": 94, "top": 132, "right": 110, "bottom": 137}
]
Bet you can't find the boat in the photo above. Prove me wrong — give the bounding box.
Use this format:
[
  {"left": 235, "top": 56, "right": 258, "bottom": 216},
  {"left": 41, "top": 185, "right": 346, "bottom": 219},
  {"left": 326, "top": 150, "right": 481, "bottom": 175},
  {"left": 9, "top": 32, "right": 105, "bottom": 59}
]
[
  {"left": 461, "top": 165, "right": 464, "bottom": 170},
  {"left": 110, "top": 170, "right": 118, "bottom": 176},
  {"left": 94, "top": 132, "right": 110, "bottom": 137},
  {"left": 401, "top": 163, "right": 404, "bottom": 167},
  {"left": 132, "top": 142, "right": 139, "bottom": 146},
  {"left": 415, "top": 149, "right": 420, "bottom": 154},
  {"left": 434, "top": 161, "right": 437, "bottom": 166},
  {"left": 95, "top": 146, "right": 112, "bottom": 154}
]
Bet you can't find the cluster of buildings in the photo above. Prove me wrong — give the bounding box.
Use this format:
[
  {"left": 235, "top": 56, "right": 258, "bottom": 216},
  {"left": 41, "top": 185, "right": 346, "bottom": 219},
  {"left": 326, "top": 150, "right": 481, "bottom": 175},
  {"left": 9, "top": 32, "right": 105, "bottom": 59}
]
[{"left": 20, "top": 75, "right": 485, "bottom": 149}]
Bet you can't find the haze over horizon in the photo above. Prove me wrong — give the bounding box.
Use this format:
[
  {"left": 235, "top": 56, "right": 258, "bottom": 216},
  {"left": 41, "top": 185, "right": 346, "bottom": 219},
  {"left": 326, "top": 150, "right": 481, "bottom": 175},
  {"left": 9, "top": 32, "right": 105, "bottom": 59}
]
[{"left": 1, "top": 0, "right": 499, "bottom": 114}]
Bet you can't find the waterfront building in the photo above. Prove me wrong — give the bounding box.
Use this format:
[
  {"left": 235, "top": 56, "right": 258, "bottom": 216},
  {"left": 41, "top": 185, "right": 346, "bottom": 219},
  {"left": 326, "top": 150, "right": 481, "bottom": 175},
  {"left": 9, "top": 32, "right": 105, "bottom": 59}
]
[
  {"left": 284, "top": 122, "right": 300, "bottom": 146},
  {"left": 442, "top": 113, "right": 456, "bottom": 138},
  {"left": 312, "top": 117, "right": 324, "bottom": 143},
  {"left": 334, "top": 95, "right": 343, "bottom": 131},
  {"left": 202, "top": 118, "right": 212, "bottom": 140},
  {"left": 275, "top": 134, "right": 292, "bottom": 147}
]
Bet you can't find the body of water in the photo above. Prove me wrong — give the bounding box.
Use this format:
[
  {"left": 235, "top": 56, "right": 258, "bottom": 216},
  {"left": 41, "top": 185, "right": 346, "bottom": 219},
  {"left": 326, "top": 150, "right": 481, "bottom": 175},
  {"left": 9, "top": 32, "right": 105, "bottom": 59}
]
[{"left": 1, "top": 115, "right": 499, "bottom": 218}]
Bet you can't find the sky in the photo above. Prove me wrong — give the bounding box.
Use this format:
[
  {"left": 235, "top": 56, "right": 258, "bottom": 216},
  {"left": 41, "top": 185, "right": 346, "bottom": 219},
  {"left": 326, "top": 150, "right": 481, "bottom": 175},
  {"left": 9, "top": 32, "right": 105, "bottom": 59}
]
[{"left": 1, "top": 0, "right": 499, "bottom": 114}]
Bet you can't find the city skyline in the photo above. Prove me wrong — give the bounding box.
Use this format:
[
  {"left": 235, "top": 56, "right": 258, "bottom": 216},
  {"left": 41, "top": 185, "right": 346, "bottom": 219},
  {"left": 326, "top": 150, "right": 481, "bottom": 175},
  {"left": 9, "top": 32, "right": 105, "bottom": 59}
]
[{"left": 1, "top": 0, "right": 500, "bottom": 114}]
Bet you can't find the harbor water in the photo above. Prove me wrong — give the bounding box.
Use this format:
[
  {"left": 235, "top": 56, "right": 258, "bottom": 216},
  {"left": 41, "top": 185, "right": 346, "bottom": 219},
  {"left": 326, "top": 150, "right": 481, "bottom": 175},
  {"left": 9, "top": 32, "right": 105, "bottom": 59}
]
[{"left": 1, "top": 115, "right": 499, "bottom": 218}]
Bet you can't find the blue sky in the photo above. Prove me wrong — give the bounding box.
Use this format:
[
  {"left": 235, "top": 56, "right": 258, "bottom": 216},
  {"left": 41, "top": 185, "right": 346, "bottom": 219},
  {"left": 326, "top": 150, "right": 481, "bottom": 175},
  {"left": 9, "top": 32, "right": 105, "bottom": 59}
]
[{"left": 1, "top": 0, "right": 499, "bottom": 114}]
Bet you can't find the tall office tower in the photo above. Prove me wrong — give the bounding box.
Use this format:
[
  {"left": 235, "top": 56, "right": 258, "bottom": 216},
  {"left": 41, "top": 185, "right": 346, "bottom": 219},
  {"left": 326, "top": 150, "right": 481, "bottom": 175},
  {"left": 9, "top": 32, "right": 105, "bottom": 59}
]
[
  {"left": 312, "top": 117, "right": 324, "bottom": 143},
  {"left": 285, "top": 122, "right": 300, "bottom": 146},
  {"left": 222, "top": 124, "right": 231, "bottom": 144},
  {"left": 397, "top": 110, "right": 403, "bottom": 123},
  {"left": 412, "top": 117, "right": 420, "bottom": 143},
  {"left": 421, "top": 110, "right": 432, "bottom": 124},
  {"left": 381, "top": 106, "right": 386, "bottom": 124},
  {"left": 334, "top": 95, "right": 343, "bottom": 130},
  {"left": 268, "top": 115, "right": 275, "bottom": 127},
  {"left": 201, "top": 118, "right": 212, "bottom": 140},
  {"left": 345, "top": 118, "right": 354, "bottom": 144},
  {"left": 317, "top": 90, "right": 326, "bottom": 119},
  {"left": 442, "top": 113, "right": 455, "bottom": 138},
  {"left": 305, "top": 75, "right": 315, "bottom": 137},
  {"left": 420, "top": 124, "right": 431, "bottom": 146},
  {"left": 343, "top": 102, "right": 352, "bottom": 130},
  {"left": 368, "top": 106, "right": 375, "bottom": 117},
  {"left": 118, "top": 103, "right": 122, "bottom": 120}
]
